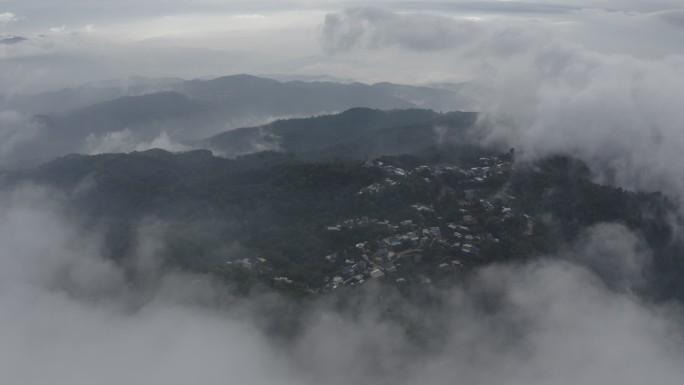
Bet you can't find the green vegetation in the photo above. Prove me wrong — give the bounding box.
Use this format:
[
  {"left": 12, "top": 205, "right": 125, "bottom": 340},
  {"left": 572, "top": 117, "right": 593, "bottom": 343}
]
[
  {"left": 3, "top": 108, "right": 681, "bottom": 299},
  {"left": 4, "top": 143, "right": 679, "bottom": 298},
  {"left": 204, "top": 108, "right": 477, "bottom": 159}
]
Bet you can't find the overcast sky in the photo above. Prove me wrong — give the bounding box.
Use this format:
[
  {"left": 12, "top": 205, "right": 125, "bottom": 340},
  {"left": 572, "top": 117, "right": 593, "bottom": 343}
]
[
  {"left": 1, "top": 0, "right": 683, "bottom": 92},
  {"left": 0, "top": 0, "right": 684, "bottom": 201},
  {"left": 2, "top": 1, "right": 684, "bottom": 199},
  {"left": 2, "top": 0, "right": 684, "bottom": 202}
]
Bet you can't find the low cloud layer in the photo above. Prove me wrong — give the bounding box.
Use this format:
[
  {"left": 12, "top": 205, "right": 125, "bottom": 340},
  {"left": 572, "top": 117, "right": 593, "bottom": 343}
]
[
  {"left": 477, "top": 38, "right": 684, "bottom": 205},
  {"left": 322, "top": 7, "right": 481, "bottom": 53},
  {"left": 0, "top": 12, "right": 17, "bottom": 26},
  {"left": 322, "top": 7, "right": 684, "bottom": 209},
  {"left": 85, "top": 129, "right": 190, "bottom": 154},
  {"left": 0, "top": 186, "right": 293, "bottom": 384},
  {"left": 2, "top": 2, "right": 683, "bottom": 93},
  {"left": 0, "top": 110, "right": 42, "bottom": 164},
  {"left": 1, "top": 185, "right": 684, "bottom": 384}
]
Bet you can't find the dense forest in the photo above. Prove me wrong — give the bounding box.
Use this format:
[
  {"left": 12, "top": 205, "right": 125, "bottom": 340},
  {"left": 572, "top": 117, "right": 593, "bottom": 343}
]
[{"left": 2, "top": 139, "right": 680, "bottom": 299}]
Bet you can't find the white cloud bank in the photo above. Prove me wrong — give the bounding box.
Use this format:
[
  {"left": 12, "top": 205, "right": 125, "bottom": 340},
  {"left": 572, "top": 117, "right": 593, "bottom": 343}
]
[
  {"left": 85, "top": 129, "right": 190, "bottom": 154},
  {"left": 1, "top": 184, "right": 684, "bottom": 385},
  {"left": 0, "top": 110, "right": 42, "bottom": 164},
  {"left": 0, "top": 12, "right": 17, "bottom": 26},
  {"left": 323, "top": 7, "right": 684, "bottom": 208}
]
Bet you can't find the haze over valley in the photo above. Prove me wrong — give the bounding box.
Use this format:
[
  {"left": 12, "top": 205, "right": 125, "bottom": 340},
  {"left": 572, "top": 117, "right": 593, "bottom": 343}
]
[{"left": 2, "top": 1, "right": 684, "bottom": 384}]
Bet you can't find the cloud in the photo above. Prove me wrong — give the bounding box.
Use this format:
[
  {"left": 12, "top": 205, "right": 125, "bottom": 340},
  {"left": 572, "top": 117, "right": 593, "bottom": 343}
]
[
  {"left": 84, "top": 129, "right": 190, "bottom": 154},
  {"left": 0, "top": 1, "right": 682, "bottom": 94},
  {"left": 322, "top": 7, "right": 482, "bottom": 53},
  {"left": 0, "top": 12, "right": 17, "bottom": 26},
  {"left": 321, "top": 7, "right": 684, "bottom": 213},
  {"left": 421, "top": 259, "right": 684, "bottom": 385},
  {"left": 654, "top": 9, "right": 684, "bottom": 29},
  {"left": 476, "top": 41, "right": 684, "bottom": 205},
  {"left": 1, "top": 180, "right": 684, "bottom": 384},
  {"left": 563, "top": 223, "right": 650, "bottom": 292},
  {"left": 0, "top": 110, "right": 43, "bottom": 164},
  {"left": 0, "top": 186, "right": 296, "bottom": 384},
  {"left": 233, "top": 14, "right": 266, "bottom": 20}
]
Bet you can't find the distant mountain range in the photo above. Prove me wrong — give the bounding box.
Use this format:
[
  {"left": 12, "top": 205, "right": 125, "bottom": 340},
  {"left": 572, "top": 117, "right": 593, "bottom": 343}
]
[
  {"left": 3, "top": 74, "right": 471, "bottom": 115},
  {"left": 0, "top": 74, "right": 478, "bottom": 167},
  {"left": 202, "top": 107, "right": 478, "bottom": 160}
]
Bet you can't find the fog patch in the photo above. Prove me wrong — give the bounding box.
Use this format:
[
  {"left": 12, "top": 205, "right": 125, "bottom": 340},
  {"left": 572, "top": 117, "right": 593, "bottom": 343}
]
[
  {"left": 0, "top": 185, "right": 299, "bottom": 384},
  {"left": 654, "top": 9, "right": 684, "bottom": 29},
  {"left": 0, "top": 110, "right": 43, "bottom": 165},
  {"left": 85, "top": 129, "right": 190, "bottom": 154},
  {"left": 414, "top": 259, "right": 684, "bottom": 385},
  {"left": 319, "top": 7, "right": 684, "bottom": 210},
  {"left": 476, "top": 42, "right": 684, "bottom": 207},
  {"left": 562, "top": 223, "right": 650, "bottom": 292},
  {"left": 290, "top": 224, "right": 684, "bottom": 385},
  {"left": 322, "top": 7, "right": 481, "bottom": 54},
  {"left": 0, "top": 12, "right": 17, "bottom": 26},
  {"left": 1, "top": 182, "right": 684, "bottom": 384},
  {"left": 242, "top": 127, "right": 282, "bottom": 154}
]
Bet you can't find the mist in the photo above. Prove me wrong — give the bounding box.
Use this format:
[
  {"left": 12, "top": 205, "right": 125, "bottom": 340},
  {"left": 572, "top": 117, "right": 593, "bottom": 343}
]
[
  {"left": 476, "top": 41, "right": 684, "bottom": 207},
  {"left": 321, "top": 6, "right": 684, "bottom": 209},
  {"left": 0, "top": 110, "right": 42, "bottom": 165},
  {"left": 3, "top": 2, "right": 684, "bottom": 384},
  {"left": 0, "top": 183, "right": 682, "bottom": 384}
]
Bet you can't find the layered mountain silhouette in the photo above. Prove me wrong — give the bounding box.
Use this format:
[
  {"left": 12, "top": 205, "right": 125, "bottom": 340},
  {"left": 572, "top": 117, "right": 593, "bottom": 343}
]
[{"left": 1, "top": 75, "right": 475, "bottom": 166}]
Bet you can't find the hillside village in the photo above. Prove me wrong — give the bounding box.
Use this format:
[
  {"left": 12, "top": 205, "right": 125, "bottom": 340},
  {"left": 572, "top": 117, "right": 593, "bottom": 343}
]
[
  {"left": 13, "top": 141, "right": 675, "bottom": 298},
  {"left": 204, "top": 150, "right": 543, "bottom": 294},
  {"left": 30, "top": 146, "right": 670, "bottom": 298},
  {"left": 316, "top": 155, "right": 534, "bottom": 291}
]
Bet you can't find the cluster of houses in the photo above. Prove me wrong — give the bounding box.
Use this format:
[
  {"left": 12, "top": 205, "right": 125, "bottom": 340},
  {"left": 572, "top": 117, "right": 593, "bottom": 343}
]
[
  {"left": 358, "top": 157, "right": 511, "bottom": 196},
  {"left": 416, "top": 157, "right": 511, "bottom": 186},
  {"left": 320, "top": 195, "right": 528, "bottom": 291},
  {"left": 316, "top": 157, "right": 532, "bottom": 291},
  {"left": 272, "top": 155, "right": 529, "bottom": 292},
  {"left": 226, "top": 257, "right": 267, "bottom": 270},
  {"left": 358, "top": 161, "right": 412, "bottom": 194}
]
